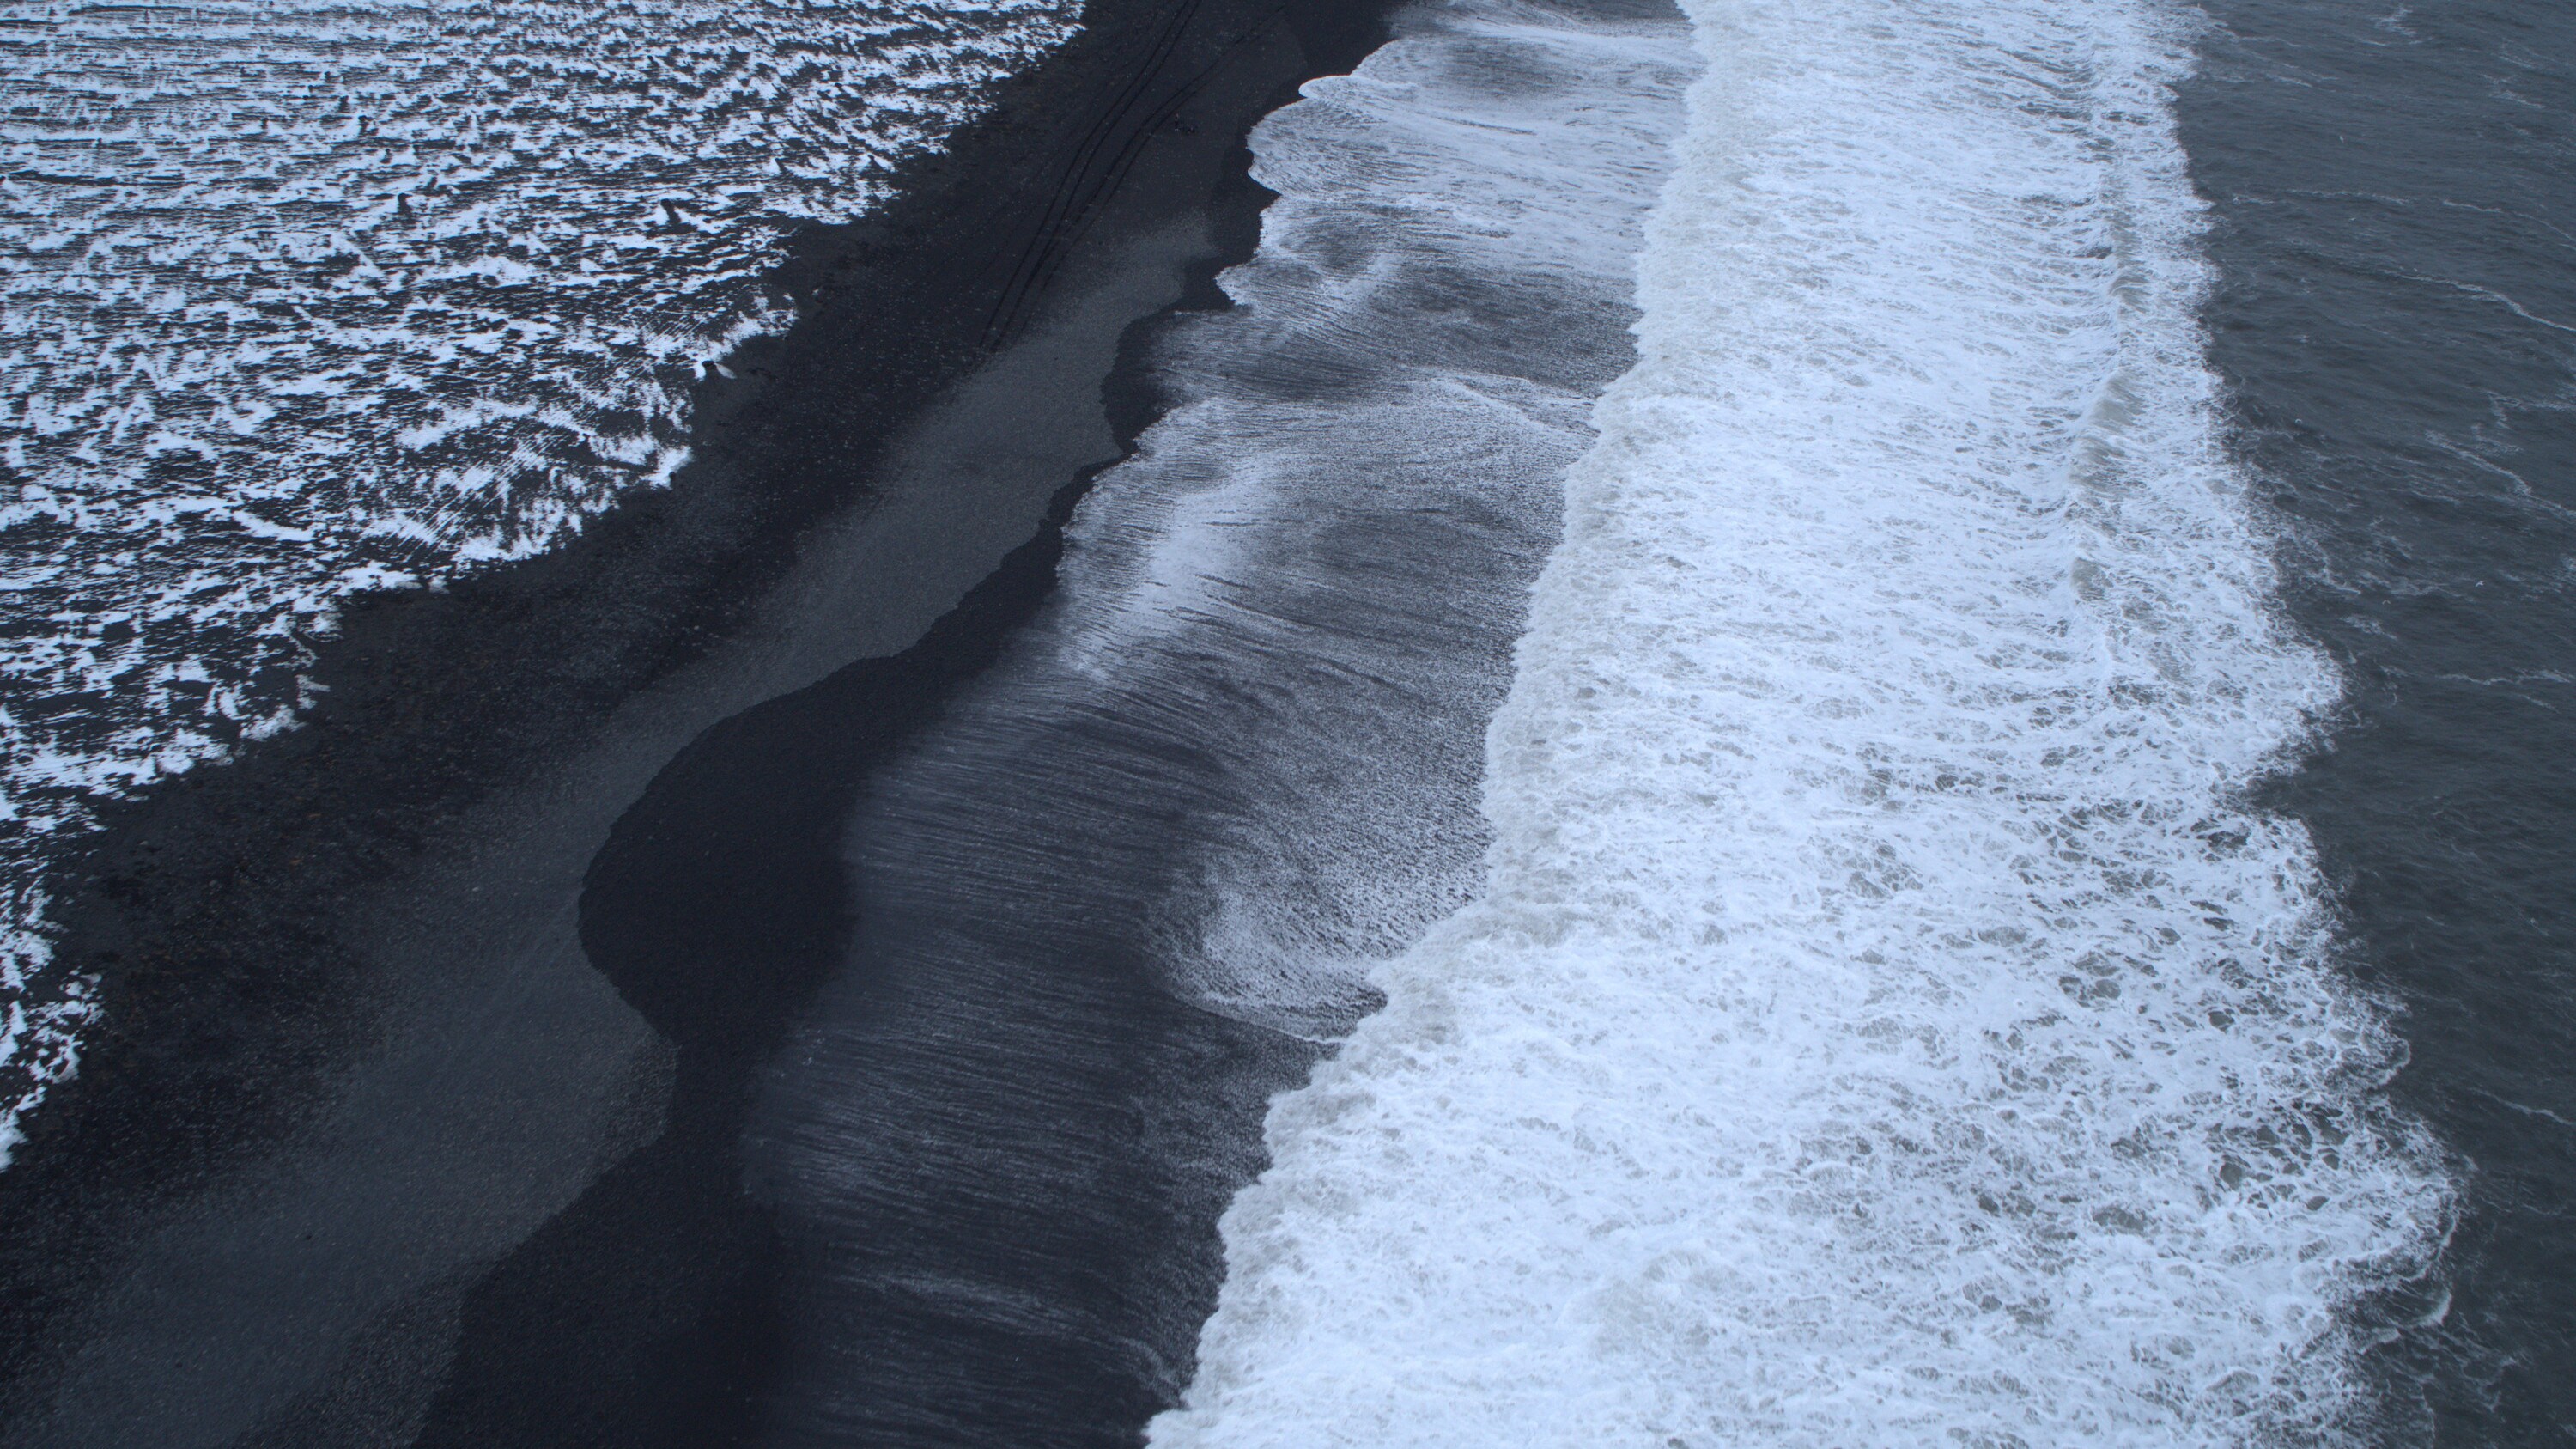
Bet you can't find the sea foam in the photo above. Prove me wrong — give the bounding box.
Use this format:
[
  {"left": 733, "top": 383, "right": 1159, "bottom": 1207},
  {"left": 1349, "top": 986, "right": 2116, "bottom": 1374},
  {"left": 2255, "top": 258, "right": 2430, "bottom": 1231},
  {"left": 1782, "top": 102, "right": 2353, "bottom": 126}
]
[{"left": 1153, "top": 0, "right": 2450, "bottom": 1441}]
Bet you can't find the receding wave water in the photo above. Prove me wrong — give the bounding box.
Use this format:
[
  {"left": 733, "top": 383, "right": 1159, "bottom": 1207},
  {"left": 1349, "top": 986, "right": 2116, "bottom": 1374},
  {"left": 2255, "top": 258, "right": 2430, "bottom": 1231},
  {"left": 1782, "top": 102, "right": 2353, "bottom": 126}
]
[
  {"left": 1155, "top": 0, "right": 2452, "bottom": 1442},
  {"left": 739, "top": 1, "right": 1691, "bottom": 1436},
  {"left": 0, "top": 0, "right": 1078, "bottom": 1151}
]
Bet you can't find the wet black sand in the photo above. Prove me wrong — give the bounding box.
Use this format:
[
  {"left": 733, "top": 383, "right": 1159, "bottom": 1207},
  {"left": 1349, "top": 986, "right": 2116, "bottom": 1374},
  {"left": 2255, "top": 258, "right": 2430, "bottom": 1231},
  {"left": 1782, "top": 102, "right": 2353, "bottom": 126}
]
[{"left": 0, "top": 0, "right": 1393, "bottom": 1440}]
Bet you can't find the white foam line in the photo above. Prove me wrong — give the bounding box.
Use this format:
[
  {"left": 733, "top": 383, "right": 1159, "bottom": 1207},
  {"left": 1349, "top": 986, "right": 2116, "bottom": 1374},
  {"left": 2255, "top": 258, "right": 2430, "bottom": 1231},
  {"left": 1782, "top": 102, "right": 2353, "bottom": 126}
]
[{"left": 1155, "top": 0, "right": 2451, "bottom": 1442}]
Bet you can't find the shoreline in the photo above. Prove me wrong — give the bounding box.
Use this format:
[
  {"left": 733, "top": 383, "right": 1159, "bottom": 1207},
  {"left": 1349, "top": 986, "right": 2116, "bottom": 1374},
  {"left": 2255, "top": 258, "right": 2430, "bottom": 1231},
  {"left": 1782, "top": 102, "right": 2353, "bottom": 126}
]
[{"left": 0, "top": 0, "right": 1395, "bottom": 1437}]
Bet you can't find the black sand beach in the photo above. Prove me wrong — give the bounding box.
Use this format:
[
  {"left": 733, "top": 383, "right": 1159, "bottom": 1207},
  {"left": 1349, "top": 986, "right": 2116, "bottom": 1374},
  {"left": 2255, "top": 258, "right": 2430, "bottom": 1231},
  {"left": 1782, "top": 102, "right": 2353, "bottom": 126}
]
[{"left": 0, "top": 0, "right": 1394, "bottom": 1440}]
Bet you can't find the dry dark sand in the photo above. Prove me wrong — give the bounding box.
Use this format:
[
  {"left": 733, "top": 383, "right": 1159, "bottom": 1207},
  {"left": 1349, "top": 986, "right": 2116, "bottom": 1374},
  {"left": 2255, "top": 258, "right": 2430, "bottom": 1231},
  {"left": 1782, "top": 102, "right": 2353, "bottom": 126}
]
[{"left": 0, "top": 0, "right": 1394, "bottom": 1440}]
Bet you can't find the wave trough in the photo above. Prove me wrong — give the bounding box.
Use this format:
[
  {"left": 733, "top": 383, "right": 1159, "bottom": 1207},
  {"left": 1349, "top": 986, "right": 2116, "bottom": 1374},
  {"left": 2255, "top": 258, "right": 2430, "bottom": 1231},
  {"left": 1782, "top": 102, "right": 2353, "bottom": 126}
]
[{"left": 1155, "top": 0, "right": 2451, "bottom": 1441}]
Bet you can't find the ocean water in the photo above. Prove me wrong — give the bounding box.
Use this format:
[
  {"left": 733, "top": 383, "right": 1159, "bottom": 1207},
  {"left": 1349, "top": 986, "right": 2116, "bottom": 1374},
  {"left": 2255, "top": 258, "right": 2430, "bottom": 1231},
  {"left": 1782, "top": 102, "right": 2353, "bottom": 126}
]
[
  {"left": 0, "top": 0, "right": 1079, "bottom": 1153},
  {"left": 2178, "top": 0, "right": 2576, "bottom": 1438},
  {"left": 739, "top": 0, "right": 1693, "bottom": 1436},
  {"left": 1153, "top": 0, "right": 2463, "bottom": 1441}
]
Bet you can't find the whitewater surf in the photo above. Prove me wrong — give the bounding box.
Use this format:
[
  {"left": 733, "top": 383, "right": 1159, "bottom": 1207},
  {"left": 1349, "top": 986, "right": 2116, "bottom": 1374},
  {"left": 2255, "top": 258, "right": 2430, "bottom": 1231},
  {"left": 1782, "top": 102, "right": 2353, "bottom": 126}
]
[{"left": 1156, "top": 0, "right": 2449, "bottom": 1441}]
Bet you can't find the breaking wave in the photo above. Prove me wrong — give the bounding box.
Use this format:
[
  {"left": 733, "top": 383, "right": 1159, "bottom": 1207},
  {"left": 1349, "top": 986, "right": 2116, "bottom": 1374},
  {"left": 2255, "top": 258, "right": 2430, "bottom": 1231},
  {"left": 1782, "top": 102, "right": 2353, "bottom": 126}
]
[{"left": 1155, "top": 0, "right": 2451, "bottom": 1441}]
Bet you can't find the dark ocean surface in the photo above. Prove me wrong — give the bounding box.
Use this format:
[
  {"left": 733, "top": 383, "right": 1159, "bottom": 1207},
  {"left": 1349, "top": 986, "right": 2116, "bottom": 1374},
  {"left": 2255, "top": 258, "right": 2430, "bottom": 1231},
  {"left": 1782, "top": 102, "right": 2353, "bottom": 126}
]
[{"left": 2179, "top": 0, "right": 2576, "bottom": 1440}]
